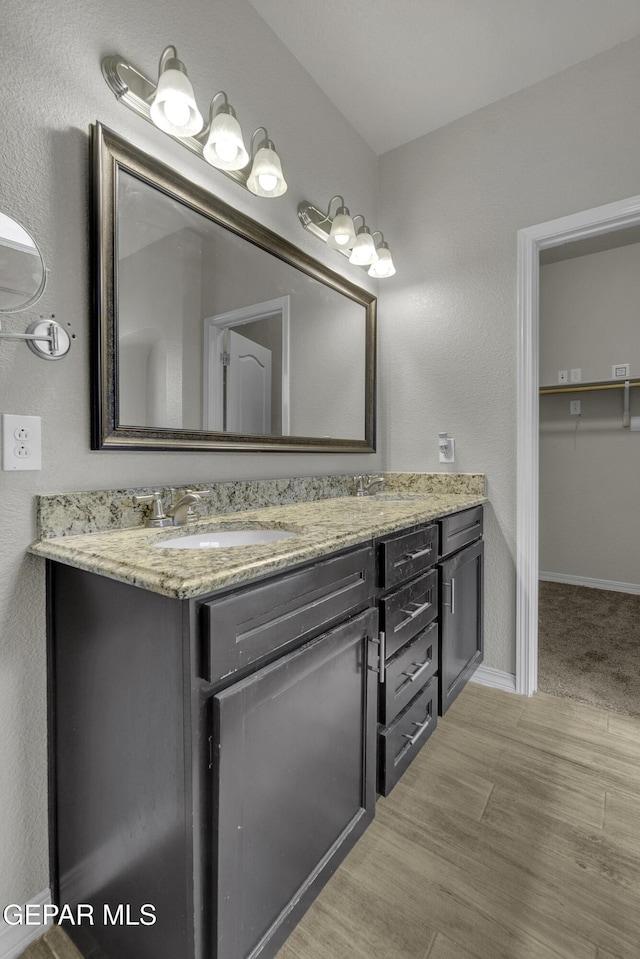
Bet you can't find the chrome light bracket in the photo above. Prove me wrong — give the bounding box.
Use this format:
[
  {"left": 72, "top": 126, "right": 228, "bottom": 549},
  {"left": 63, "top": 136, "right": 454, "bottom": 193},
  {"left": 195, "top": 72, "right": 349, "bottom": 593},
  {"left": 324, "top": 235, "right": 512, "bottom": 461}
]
[
  {"left": 103, "top": 55, "right": 264, "bottom": 193},
  {"left": 297, "top": 202, "right": 341, "bottom": 248}
]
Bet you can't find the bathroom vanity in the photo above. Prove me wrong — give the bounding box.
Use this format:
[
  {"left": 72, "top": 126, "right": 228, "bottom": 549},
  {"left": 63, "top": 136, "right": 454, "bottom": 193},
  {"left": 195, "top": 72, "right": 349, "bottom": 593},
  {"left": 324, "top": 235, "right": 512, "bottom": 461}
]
[{"left": 35, "top": 488, "right": 485, "bottom": 959}]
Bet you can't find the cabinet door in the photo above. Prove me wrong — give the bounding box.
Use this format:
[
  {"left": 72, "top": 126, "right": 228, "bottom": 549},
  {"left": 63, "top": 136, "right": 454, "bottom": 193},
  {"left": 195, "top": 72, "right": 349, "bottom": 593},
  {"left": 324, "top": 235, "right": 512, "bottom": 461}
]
[
  {"left": 438, "top": 540, "right": 484, "bottom": 715},
  {"left": 211, "top": 608, "right": 378, "bottom": 959}
]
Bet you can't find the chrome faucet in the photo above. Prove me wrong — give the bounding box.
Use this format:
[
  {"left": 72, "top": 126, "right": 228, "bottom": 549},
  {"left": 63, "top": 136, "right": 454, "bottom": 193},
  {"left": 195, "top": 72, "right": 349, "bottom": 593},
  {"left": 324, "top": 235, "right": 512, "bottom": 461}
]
[
  {"left": 352, "top": 474, "right": 386, "bottom": 497},
  {"left": 133, "top": 488, "right": 211, "bottom": 528},
  {"left": 166, "top": 488, "right": 211, "bottom": 526}
]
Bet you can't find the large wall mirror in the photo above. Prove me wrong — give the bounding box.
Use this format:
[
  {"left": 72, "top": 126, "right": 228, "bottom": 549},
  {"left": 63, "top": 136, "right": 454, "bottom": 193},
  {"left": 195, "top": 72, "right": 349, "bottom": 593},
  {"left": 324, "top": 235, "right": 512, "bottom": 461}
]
[{"left": 91, "top": 123, "right": 376, "bottom": 452}]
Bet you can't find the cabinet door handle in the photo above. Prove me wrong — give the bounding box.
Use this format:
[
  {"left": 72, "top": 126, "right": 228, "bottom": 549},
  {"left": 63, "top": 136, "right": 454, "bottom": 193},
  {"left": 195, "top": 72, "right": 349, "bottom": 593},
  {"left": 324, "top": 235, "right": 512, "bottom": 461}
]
[
  {"left": 403, "top": 657, "right": 432, "bottom": 683},
  {"left": 396, "top": 599, "right": 432, "bottom": 632},
  {"left": 368, "top": 631, "right": 386, "bottom": 683},
  {"left": 443, "top": 578, "right": 456, "bottom": 616},
  {"left": 402, "top": 713, "right": 433, "bottom": 747}
]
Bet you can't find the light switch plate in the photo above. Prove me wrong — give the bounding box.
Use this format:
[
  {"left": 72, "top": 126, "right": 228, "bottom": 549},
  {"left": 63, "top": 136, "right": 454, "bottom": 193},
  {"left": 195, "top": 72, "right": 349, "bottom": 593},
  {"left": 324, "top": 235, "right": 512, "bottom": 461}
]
[{"left": 2, "top": 413, "right": 42, "bottom": 470}]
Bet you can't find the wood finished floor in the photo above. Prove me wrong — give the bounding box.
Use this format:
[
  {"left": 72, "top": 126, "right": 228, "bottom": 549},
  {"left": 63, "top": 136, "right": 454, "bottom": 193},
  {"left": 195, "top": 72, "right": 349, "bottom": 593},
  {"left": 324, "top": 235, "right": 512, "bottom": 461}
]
[
  {"left": 21, "top": 685, "right": 640, "bottom": 959},
  {"left": 276, "top": 683, "right": 640, "bottom": 959}
]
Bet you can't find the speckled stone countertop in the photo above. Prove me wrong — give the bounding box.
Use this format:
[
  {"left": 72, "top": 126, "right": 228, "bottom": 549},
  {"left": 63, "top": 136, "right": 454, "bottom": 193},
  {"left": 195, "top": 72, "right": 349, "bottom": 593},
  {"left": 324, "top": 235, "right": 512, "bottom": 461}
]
[{"left": 29, "top": 490, "right": 486, "bottom": 600}]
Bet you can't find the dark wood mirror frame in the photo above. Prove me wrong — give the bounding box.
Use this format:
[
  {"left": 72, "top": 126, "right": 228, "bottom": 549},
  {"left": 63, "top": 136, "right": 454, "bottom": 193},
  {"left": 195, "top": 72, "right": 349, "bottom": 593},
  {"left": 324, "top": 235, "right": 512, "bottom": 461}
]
[{"left": 90, "top": 123, "right": 377, "bottom": 452}]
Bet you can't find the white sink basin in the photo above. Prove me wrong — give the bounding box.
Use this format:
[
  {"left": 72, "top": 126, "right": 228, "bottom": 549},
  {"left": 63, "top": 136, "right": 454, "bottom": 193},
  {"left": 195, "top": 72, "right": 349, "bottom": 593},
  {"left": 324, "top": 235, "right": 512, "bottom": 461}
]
[{"left": 154, "top": 530, "right": 298, "bottom": 549}]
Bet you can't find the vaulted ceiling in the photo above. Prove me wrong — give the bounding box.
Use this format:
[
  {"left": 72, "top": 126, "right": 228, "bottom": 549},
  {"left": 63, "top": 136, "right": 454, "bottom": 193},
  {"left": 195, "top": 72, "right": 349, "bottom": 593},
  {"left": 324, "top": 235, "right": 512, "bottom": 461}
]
[{"left": 248, "top": 0, "right": 640, "bottom": 154}]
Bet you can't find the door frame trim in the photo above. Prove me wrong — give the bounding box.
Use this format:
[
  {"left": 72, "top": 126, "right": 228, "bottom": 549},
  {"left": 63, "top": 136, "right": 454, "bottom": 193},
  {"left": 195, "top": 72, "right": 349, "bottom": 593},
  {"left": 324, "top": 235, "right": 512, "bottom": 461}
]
[
  {"left": 516, "top": 192, "right": 640, "bottom": 696},
  {"left": 203, "top": 295, "right": 291, "bottom": 433}
]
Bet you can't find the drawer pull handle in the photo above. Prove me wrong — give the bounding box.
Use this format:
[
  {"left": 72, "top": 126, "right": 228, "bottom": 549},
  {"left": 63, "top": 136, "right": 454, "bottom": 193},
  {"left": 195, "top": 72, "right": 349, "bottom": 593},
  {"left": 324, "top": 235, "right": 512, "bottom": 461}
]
[
  {"left": 402, "top": 713, "right": 433, "bottom": 747},
  {"left": 396, "top": 599, "right": 432, "bottom": 632},
  {"left": 403, "top": 657, "right": 432, "bottom": 683},
  {"left": 395, "top": 544, "right": 433, "bottom": 567}
]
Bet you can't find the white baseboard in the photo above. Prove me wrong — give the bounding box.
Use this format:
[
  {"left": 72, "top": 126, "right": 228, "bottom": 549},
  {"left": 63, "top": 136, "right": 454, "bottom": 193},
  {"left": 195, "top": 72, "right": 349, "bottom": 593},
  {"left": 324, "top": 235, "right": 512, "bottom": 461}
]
[
  {"left": 470, "top": 665, "right": 517, "bottom": 693},
  {"left": 0, "top": 889, "right": 52, "bottom": 959},
  {"left": 539, "top": 571, "right": 640, "bottom": 595}
]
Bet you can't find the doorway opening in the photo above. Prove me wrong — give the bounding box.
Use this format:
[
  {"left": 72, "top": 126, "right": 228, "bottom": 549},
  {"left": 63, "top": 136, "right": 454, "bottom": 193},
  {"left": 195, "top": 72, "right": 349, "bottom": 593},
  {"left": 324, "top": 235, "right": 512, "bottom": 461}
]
[{"left": 516, "top": 193, "right": 640, "bottom": 698}]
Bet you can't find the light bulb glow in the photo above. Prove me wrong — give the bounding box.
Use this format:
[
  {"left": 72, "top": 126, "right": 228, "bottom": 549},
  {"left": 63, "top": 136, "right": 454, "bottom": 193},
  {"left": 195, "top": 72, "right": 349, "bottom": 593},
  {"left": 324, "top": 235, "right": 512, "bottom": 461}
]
[
  {"left": 203, "top": 109, "right": 249, "bottom": 171},
  {"left": 258, "top": 173, "right": 278, "bottom": 192},
  {"left": 214, "top": 138, "right": 238, "bottom": 163},
  {"left": 247, "top": 144, "right": 287, "bottom": 197},
  {"left": 368, "top": 247, "right": 396, "bottom": 277},
  {"left": 150, "top": 65, "right": 203, "bottom": 137},
  {"left": 163, "top": 97, "right": 191, "bottom": 128},
  {"left": 349, "top": 232, "right": 378, "bottom": 266},
  {"left": 327, "top": 209, "right": 356, "bottom": 251}
]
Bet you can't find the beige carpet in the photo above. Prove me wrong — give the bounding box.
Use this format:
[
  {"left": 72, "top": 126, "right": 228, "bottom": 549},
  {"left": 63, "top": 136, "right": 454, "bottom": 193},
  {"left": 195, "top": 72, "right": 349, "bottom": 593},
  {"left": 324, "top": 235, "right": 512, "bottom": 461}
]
[{"left": 538, "top": 580, "right": 640, "bottom": 716}]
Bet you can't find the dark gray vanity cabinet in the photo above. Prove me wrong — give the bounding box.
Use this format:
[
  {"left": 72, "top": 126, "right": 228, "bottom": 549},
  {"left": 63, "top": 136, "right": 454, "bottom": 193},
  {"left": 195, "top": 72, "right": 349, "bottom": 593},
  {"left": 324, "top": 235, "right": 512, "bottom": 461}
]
[
  {"left": 47, "top": 546, "right": 377, "bottom": 959},
  {"left": 437, "top": 506, "right": 484, "bottom": 715},
  {"left": 376, "top": 523, "right": 440, "bottom": 796}
]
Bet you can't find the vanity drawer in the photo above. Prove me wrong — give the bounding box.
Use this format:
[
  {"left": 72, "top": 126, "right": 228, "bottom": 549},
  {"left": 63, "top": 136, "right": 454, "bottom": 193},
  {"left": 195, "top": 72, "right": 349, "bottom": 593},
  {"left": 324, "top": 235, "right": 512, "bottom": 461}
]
[
  {"left": 378, "top": 523, "right": 438, "bottom": 590},
  {"left": 380, "top": 568, "right": 438, "bottom": 659},
  {"left": 380, "top": 621, "right": 438, "bottom": 724},
  {"left": 439, "top": 506, "right": 483, "bottom": 559},
  {"left": 202, "top": 547, "right": 374, "bottom": 684},
  {"left": 378, "top": 675, "right": 438, "bottom": 796}
]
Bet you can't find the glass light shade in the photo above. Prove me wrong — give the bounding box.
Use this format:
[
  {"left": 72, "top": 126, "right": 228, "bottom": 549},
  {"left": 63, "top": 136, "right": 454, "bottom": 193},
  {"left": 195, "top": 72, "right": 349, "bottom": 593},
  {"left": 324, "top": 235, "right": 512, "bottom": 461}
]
[
  {"left": 247, "top": 145, "right": 287, "bottom": 197},
  {"left": 368, "top": 246, "right": 396, "bottom": 277},
  {"left": 327, "top": 209, "right": 356, "bottom": 250},
  {"left": 203, "top": 111, "right": 249, "bottom": 171},
  {"left": 150, "top": 67, "right": 204, "bottom": 137},
  {"left": 349, "top": 229, "right": 378, "bottom": 266}
]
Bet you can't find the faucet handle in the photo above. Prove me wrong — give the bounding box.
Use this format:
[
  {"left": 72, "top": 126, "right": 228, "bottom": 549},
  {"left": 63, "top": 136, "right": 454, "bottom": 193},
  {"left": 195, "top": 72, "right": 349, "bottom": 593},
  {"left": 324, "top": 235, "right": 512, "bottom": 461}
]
[
  {"left": 132, "top": 492, "right": 173, "bottom": 528},
  {"left": 352, "top": 475, "right": 365, "bottom": 497}
]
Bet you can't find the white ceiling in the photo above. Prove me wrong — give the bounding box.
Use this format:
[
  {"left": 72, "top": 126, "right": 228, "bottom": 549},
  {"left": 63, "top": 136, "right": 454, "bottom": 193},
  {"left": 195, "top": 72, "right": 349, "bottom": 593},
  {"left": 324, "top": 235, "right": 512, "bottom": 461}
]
[{"left": 248, "top": 0, "right": 640, "bottom": 155}]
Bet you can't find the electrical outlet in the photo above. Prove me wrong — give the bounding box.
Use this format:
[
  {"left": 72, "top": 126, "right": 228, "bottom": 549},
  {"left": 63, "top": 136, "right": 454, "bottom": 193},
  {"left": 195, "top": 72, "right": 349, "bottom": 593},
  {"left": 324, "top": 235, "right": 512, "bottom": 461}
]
[
  {"left": 2, "top": 413, "right": 41, "bottom": 470},
  {"left": 570, "top": 368, "right": 581, "bottom": 382},
  {"left": 558, "top": 370, "right": 568, "bottom": 384},
  {"left": 438, "top": 432, "right": 455, "bottom": 463},
  {"left": 570, "top": 400, "right": 581, "bottom": 415},
  {"left": 612, "top": 363, "right": 630, "bottom": 379}
]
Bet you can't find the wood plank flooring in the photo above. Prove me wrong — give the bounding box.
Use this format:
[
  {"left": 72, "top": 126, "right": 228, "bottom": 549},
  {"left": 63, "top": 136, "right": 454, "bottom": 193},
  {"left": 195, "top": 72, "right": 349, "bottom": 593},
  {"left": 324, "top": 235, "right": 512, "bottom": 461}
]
[
  {"left": 21, "top": 684, "right": 640, "bottom": 959},
  {"left": 276, "top": 683, "right": 640, "bottom": 959}
]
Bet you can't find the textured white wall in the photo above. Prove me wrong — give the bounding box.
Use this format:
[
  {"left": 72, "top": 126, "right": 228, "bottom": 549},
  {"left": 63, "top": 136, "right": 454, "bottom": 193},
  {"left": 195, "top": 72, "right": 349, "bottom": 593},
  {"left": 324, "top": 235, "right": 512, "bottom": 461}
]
[
  {"left": 539, "top": 244, "right": 640, "bottom": 584},
  {"left": 540, "top": 242, "right": 640, "bottom": 385},
  {"left": 0, "top": 0, "right": 377, "bottom": 906},
  {"left": 378, "top": 34, "right": 640, "bottom": 674}
]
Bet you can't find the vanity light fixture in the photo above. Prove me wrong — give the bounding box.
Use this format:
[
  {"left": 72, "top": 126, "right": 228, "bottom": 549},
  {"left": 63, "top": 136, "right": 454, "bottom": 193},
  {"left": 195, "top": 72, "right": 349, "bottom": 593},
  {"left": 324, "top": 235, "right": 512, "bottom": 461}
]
[
  {"left": 149, "top": 46, "right": 204, "bottom": 137},
  {"left": 246, "top": 128, "right": 287, "bottom": 197},
  {"left": 102, "top": 46, "right": 287, "bottom": 196},
  {"left": 368, "top": 232, "right": 397, "bottom": 278},
  {"left": 326, "top": 197, "right": 357, "bottom": 250},
  {"left": 298, "top": 198, "right": 396, "bottom": 277},
  {"left": 202, "top": 92, "right": 249, "bottom": 171},
  {"left": 348, "top": 219, "right": 378, "bottom": 267}
]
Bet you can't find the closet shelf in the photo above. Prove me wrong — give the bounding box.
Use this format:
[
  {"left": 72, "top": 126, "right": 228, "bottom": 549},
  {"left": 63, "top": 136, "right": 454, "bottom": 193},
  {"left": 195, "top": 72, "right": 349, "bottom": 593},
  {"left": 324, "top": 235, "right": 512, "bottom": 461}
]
[{"left": 539, "top": 378, "right": 640, "bottom": 395}]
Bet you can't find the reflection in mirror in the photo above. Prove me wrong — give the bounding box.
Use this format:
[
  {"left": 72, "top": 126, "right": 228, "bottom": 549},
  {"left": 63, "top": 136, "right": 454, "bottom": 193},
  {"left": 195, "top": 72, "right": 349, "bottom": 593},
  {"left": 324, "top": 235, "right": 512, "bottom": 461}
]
[
  {"left": 0, "top": 212, "right": 46, "bottom": 312},
  {"left": 92, "top": 124, "right": 376, "bottom": 452}
]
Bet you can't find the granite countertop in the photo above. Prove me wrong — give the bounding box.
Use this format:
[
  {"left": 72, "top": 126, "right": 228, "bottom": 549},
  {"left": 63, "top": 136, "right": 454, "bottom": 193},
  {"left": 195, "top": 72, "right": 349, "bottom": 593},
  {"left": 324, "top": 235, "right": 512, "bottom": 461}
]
[{"left": 29, "top": 491, "right": 486, "bottom": 600}]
